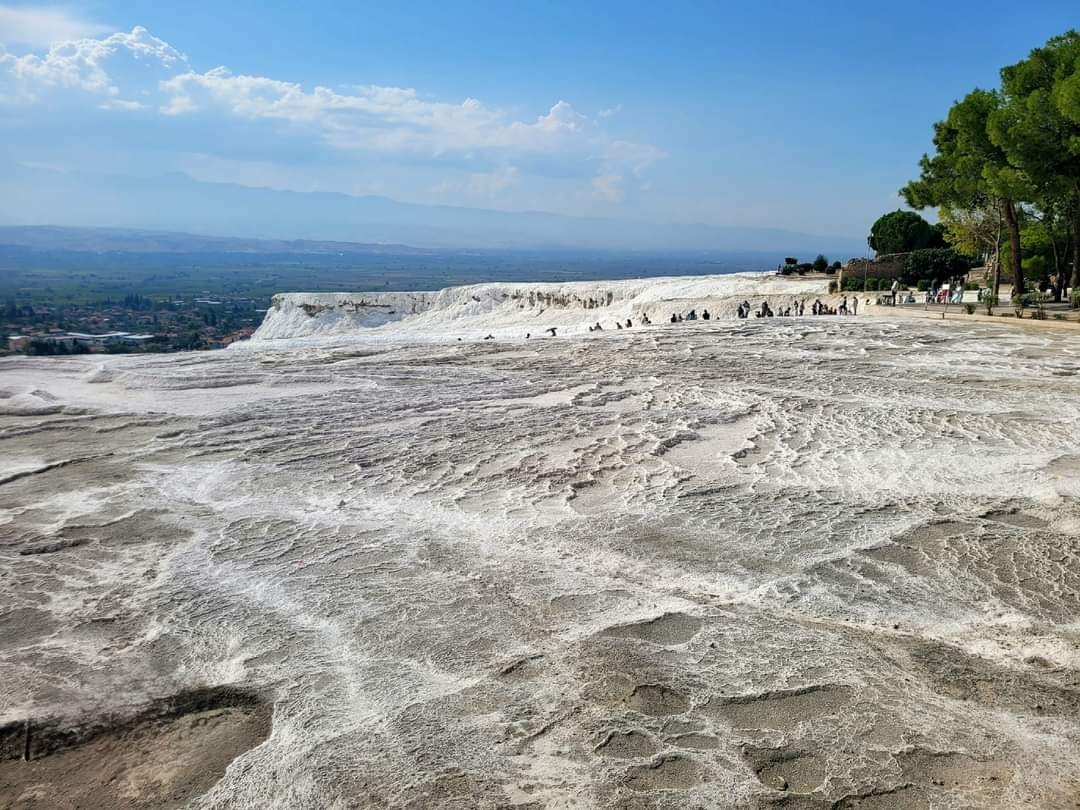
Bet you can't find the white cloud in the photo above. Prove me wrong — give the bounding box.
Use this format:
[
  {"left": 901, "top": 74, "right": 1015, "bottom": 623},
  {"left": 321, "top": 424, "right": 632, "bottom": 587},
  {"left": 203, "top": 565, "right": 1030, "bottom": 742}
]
[
  {"left": 0, "top": 5, "right": 109, "bottom": 48},
  {"left": 1, "top": 25, "right": 662, "bottom": 193},
  {"left": 157, "top": 70, "right": 623, "bottom": 163},
  {"left": 3, "top": 25, "right": 183, "bottom": 101},
  {"left": 597, "top": 104, "right": 622, "bottom": 119}
]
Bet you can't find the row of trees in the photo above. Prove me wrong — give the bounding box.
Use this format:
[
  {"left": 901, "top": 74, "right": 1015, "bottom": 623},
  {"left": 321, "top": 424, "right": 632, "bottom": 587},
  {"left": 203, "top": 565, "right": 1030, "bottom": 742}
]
[
  {"left": 862, "top": 211, "right": 977, "bottom": 286},
  {"left": 901, "top": 31, "right": 1080, "bottom": 301},
  {"left": 778, "top": 255, "right": 842, "bottom": 275}
]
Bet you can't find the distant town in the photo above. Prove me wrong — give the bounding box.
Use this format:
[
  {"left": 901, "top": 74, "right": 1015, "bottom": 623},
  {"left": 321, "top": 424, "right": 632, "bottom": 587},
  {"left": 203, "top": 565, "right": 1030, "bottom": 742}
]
[
  {"left": 2, "top": 226, "right": 859, "bottom": 357},
  {"left": 3, "top": 293, "right": 261, "bottom": 355}
]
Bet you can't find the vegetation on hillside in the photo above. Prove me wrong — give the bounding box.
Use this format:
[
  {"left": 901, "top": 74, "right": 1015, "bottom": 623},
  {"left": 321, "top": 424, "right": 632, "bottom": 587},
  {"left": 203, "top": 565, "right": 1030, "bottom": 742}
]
[{"left": 899, "top": 30, "right": 1080, "bottom": 301}]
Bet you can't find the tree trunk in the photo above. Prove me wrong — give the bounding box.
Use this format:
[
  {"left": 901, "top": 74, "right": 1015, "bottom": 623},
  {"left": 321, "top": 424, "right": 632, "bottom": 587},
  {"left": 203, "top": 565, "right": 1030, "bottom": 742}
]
[
  {"left": 1004, "top": 200, "right": 1025, "bottom": 298},
  {"left": 991, "top": 205, "right": 1003, "bottom": 298},
  {"left": 1048, "top": 215, "right": 1063, "bottom": 302},
  {"left": 1072, "top": 193, "right": 1080, "bottom": 291},
  {"left": 991, "top": 249, "right": 1001, "bottom": 300}
]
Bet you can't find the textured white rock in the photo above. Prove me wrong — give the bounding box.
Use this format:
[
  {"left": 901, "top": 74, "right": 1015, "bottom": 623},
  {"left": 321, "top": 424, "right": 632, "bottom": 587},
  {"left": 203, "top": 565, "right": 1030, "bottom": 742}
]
[
  {"left": 2, "top": 300, "right": 1080, "bottom": 809},
  {"left": 253, "top": 272, "right": 831, "bottom": 342}
]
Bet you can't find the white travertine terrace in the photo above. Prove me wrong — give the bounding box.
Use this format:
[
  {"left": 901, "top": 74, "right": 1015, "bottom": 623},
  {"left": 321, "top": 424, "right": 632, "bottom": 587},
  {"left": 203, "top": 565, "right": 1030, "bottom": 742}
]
[
  {"left": 253, "top": 273, "right": 830, "bottom": 341},
  {"left": 1, "top": 279, "right": 1079, "bottom": 808}
]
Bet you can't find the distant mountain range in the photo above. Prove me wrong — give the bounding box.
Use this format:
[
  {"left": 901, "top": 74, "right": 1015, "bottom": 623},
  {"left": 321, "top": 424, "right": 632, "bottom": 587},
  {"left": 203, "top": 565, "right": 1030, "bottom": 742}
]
[
  {"left": 0, "top": 225, "right": 441, "bottom": 256},
  {"left": 0, "top": 162, "right": 866, "bottom": 256}
]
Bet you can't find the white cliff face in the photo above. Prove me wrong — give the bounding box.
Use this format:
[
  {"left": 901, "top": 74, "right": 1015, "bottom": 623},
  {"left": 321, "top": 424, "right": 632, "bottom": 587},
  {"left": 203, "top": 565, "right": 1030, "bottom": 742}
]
[
  {"left": 252, "top": 273, "right": 831, "bottom": 342},
  {"left": 254, "top": 291, "right": 440, "bottom": 339},
  {"left": 3, "top": 307, "right": 1079, "bottom": 809}
]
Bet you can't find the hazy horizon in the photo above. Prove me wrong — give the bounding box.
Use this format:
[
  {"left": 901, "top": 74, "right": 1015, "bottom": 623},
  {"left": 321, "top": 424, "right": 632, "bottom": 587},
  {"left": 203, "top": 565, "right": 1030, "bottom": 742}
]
[
  {"left": 2, "top": 1, "right": 1077, "bottom": 245},
  {"left": 0, "top": 163, "right": 869, "bottom": 254}
]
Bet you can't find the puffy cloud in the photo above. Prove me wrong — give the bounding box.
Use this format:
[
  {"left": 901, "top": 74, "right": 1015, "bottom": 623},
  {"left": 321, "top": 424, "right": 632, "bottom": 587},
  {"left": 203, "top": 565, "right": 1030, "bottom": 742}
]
[
  {"left": 0, "top": 5, "right": 109, "bottom": 48},
  {"left": 157, "top": 69, "right": 626, "bottom": 167},
  {"left": 2, "top": 25, "right": 661, "bottom": 191},
  {"left": 3, "top": 25, "right": 183, "bottom": 101}
]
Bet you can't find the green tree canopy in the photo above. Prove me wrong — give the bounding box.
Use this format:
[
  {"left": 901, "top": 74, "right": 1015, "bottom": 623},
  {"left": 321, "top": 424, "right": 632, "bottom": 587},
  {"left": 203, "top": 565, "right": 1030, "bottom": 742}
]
[
  {"left": 939, "top": 204, "right": 1001, "bottom": 260},
  {"left": 867, "top": 210, "right": 935, "bottom": 254},
  {"left": 902, "top": 249, "right": 973, "bottom": 285},
  {"left": 901, "top": 89, "right": 1030, "bottom": 295},
  {"left": 1020, "top": 206, "right": 1071, "bottom": 288},
  {"left": 812, "top": 254, "right": 829, "bottom": 273},
  {"left": 990, "top": 30, "right": 1080, "bottom": 288}
]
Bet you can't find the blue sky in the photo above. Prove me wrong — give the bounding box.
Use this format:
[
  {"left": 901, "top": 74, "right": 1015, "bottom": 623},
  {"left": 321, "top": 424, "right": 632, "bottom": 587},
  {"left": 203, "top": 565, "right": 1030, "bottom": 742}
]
[{"left": 1, "top": 1, "right": 1077, "bottom": 239}]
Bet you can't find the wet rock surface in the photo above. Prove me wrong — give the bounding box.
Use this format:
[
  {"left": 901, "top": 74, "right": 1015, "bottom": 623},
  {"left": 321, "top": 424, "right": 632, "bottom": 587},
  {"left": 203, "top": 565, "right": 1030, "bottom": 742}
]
[
  {"left": 0, "top": 687, "right": 271, "bottom": 809},
  {"left": 1, "top": 318, "right": 1080, "bottom": 808}
]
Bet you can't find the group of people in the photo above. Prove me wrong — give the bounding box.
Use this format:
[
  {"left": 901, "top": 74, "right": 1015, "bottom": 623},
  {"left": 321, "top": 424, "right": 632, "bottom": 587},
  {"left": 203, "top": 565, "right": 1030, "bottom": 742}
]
[
  {"left": 739, "top": 300, "right": 797, "bottom": 318},
  {"left": 587, "top": 315, "right": 652, "bottom": 332},
  {"left": 733, "top": 297, "right": 860, "bottom": 319},
  {"left": 506, "top": 295, "right": 863, "bottom": 341},
  {"left": 813, "top": 296, "right": 859, "bottom": 315},
  {"left": 927, "top": 284, "right": 965, "bottom": 304},
  {"left": 669, "top": 309, "right": 711, "bottom": 323}
]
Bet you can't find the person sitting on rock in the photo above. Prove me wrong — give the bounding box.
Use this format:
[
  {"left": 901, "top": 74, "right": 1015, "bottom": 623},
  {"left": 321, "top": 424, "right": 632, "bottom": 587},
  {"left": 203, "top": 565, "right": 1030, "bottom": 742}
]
[
  {"left": 702, "top": 310, "right": 711, "bottom": 320},
  {"left": 670, "top": 313, "right": 678, "bottom": 323},
  {"left": 626, "top": 318, "right": 633, "bottom": 328}
]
